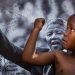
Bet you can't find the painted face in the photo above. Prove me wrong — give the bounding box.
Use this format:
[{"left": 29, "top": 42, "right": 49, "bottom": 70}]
[
  {"left": 63, "top": 17, "right": 75, "bottom": 52},
  {"left": 46, "top": 24, "right": 65, "bottom": 50}
]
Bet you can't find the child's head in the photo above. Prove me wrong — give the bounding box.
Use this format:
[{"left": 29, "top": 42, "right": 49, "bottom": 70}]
[{"left": 63, "top": 14, "right": 75, "bottom": 52}]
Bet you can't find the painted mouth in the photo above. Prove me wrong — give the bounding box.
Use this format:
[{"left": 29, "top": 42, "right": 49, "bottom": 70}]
[
  {"left": 51, "top": 41, "right": 60, "bottom": 45},
  {"left": 50, "top": 45, "right": 62, "bottom": 50}
]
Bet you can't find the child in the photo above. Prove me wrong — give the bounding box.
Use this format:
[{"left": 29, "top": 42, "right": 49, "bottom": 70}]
[{"left": 22, "top": 14, "right": 75, "bottom": 75}]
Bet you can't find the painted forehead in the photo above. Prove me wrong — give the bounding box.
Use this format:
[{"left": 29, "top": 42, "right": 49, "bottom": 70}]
[{"left": 46, "top": 18, "right": 66, "bottom": 30}]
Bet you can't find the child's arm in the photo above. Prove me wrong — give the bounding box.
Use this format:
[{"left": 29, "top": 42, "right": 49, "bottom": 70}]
[{"left": 22, "top": 18, "right": 55, "bottom": 66}]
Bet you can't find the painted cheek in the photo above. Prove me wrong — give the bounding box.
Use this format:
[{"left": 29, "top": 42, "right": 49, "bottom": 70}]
[
  {"left": 57, "top": 35, "right": 63, "bottom": 41},
  {"left": 46, "top": 36, "right": 51, "bottom": 42},
  {"left": 59, "top": 35, "right": 63, "bottom": 39}
]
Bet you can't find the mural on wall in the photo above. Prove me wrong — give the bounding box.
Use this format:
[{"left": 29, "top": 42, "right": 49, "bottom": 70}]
[{"left": 0, "top": 0, "right": 75, "bottom": 75}]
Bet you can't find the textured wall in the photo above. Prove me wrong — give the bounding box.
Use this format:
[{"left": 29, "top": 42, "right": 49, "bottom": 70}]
[{"left": 0, "top": 0, "right": 75, "bottom": 74}]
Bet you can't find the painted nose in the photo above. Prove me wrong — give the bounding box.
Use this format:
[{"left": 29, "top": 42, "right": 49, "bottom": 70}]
[{"left": 51, "top": 33, "right": 57, "bottom": 38}]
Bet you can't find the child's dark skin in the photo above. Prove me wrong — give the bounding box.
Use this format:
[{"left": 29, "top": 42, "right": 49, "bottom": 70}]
[{"left": 22, "top": 15, "right": 75, "bottom": 75}]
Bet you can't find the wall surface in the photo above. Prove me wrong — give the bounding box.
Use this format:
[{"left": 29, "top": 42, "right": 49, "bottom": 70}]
[{"left": 0, "top": 0, "right": 75, "bottom": 74}]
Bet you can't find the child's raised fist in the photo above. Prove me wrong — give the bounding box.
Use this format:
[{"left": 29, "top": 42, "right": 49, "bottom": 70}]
[{"left": 34, "top": 18, "right": 45, "bottom": 30}]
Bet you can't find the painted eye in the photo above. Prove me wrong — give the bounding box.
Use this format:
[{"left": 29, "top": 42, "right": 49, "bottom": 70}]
[
  {"left": 47, "top": 32, "right": 52, "bottom": 36},
  {"left": 57, "top": 32, "right": 62, "bottom": 34},
  {"left": 56, "top": 31, "right": 63, "bottom": 34}
]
